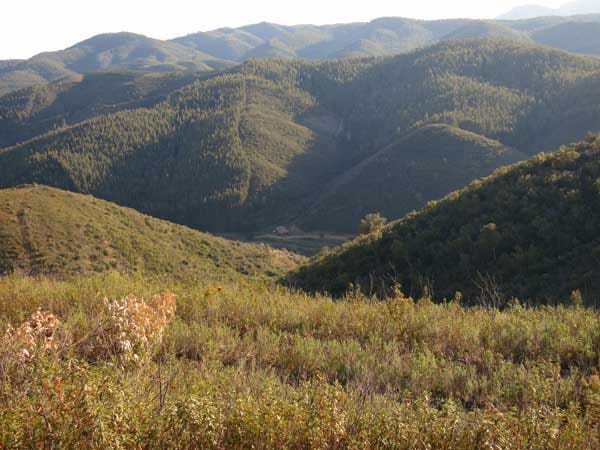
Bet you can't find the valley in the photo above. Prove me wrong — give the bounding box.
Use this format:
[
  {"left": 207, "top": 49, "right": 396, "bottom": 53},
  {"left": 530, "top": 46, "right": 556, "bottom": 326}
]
[
  {"left": 2, "top": 40, "right": 600, "bottom": 236},
  {"left": 3, "top": 6, "right": 600, "bottom": 448}
]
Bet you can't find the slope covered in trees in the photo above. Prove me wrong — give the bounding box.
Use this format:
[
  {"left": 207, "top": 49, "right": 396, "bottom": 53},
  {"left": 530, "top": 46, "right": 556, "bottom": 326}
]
[
  {"left": 300, "top": 125, "right": 525, "bottom": 231},
  {"left": 1, "top": 40, "right": 600, "bottom": 233},
  {"left": 289, "top": 135, "right": 600, "bottom": 303},
  {"left": 174, "top": 15, "right": 600, "bottom": 61},
  {"left": 4, "top": 15, "right": 600, "bottom": 96},
  {"left": 0, "top": 185, "right": 301, "bottom": 279},
  {"left": 0, "top": 33, "right": 230, "bottom": 96},
  {"left": 0, "top": 71, "right": 206, "bottom": 148}
]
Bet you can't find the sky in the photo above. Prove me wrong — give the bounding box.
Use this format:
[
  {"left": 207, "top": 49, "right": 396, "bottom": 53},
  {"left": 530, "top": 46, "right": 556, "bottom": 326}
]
[{"left": 1, "top": 0, "right": 567, "bottom": 60}]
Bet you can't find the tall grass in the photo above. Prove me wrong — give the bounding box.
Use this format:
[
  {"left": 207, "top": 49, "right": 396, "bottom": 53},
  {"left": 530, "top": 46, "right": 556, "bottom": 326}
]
[{"left": 1, "top": 273, "right": 600, "bottom": 448}]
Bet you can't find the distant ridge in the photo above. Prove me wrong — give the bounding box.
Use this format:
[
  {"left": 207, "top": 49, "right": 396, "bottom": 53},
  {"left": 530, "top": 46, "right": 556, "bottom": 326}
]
[
  {"left": 0, "top": 32, "right": 233, "bottom": 97},
  {"left": 499, "top": 0, "right": 600, "bottom": 20},
  {"left": 3, "top": 14, "right": 600, "bottom": 96},
  {"left": 498, "top": 5, "right": 557, "bottom": 20}
]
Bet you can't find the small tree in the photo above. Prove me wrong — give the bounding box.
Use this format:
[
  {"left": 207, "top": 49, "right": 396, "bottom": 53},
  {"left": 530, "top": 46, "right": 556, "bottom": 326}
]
[
  {"left": 358, "top": 213, "right": 387, "bottom": 235},
  {"left": 479, "top": 223, "right": 500, "bottom": 260}
]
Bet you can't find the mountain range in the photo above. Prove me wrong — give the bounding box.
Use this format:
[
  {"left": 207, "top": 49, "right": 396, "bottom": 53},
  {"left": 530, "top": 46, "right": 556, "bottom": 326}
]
[
  {"left": 5, "top": 9, "right": 600, "bottom": 447},
  {"left": 2, "top": 39, "right": 600, "bottom": 234},
  {"left": 499, "top": 0, "right": 600, "bottom": 20},
  {"left": 3, "top": 13, "right": 600, "bottom": 96}
]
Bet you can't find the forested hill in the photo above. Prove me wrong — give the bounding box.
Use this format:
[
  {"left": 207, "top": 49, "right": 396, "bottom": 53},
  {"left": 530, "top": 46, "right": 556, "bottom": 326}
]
[
  {"left": 299, "top": 125, "right": 525, "bottom": 231},
  {"left": 0, "top": 71, "right": 209, "bottom": 148},
  {"left": 0, "top": 185, "right": 302, "bottom": 279},
  {"left": 0, "top": 33, "right": 232, "bottom": 97},
  {"left": 289, "top": 135, "right": 600, "bottom": 304},
  {"left": 1, "top": 40, "right": 600, "bottom": 233},
  {"left": 174, "top": 15, "right": 600, "bottom": 61},
  {"left": 3, "top": 14, "right": 600, "bottom": 96}
]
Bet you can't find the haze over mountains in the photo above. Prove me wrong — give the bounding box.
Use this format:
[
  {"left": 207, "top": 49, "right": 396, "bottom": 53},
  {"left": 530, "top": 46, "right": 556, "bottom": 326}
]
[
  {"left": 499, "top": 0, "right": 600, "bottom": 20},
  {"left": 3, "top": 12, "right": 600, "bottom": 96}
]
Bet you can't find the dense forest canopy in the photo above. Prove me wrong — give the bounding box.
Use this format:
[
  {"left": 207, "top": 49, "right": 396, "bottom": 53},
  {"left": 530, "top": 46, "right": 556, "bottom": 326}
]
[
  {"left": 290, "top": 134, "right": 600, "bottom": 304},
  {"left": 1, "top": 40, "right": 600, "bottom": 233}
]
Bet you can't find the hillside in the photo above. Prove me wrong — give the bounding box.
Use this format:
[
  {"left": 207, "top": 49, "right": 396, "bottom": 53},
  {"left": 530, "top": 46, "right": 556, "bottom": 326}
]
[
  {"left": 300, "top": 125, "right": 525, "bottom": 231},
  {"left": 173, "top": 15, "right": 600, "bottom": 62},
  {"left": 4, "top": 14, "right": 600, "bottom": 97},
  {"left": 35, "top": 33, "right": 224, "bottom": 73},
  {"left": 0, "top": 185, "right": 301, "bottom": 279},
  {"left": 443, "top": 22, "right": 531, "bottom": 42},
  {"left": 0, "top": 33, "right": 230, "bottom": 96},
  {"left": 0, "top": 58, "right": 76, "bottom": 97},
  {"left": 0, "top": 71, "right": 207, "bottom": 148},
  {"left": 1, "top": 40, "right": 600, "bottom": 233},
  {"left": 499, "top": 0, "right": 600, "bottom": 19},
  {"left": 532, "top": 22, "right": 600, "bottom": 55},
  {"left": 289, "top": 135, "right": 600, "bottom": 303}
]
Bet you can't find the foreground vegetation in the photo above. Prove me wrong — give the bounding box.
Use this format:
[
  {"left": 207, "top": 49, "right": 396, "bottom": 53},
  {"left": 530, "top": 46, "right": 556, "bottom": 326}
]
[{"left": 2, "top": 273, "right": 600, "bottom": 448}]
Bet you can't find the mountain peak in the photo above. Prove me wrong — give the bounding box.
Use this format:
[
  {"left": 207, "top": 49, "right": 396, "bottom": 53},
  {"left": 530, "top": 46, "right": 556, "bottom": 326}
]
[
  {"left": 499, "top": 0, "right": 600, "bottom": 20},
  {"left": 498, "top": 5, "right": 557, "bottom": 20}
]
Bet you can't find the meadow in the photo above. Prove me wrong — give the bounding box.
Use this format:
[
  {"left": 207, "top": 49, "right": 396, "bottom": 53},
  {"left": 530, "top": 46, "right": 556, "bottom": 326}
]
[{"left": 1, "top": 273, "right": 600, "bottom": 449}]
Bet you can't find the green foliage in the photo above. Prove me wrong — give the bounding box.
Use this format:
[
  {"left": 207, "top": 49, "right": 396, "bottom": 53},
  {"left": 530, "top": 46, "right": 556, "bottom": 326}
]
[
  {"left": 2, "top": 274, "right": 600, "bottom": 447},
  {"left": 291, "top": 135, "right": 600, "bottom": 303},
  {"left": 0, "top": 185, "right": 302, "bottom": 280},
  {"left": 0, "top": 71, "right": 206, "bottom": 148},
  {"left": 358, "top": 213, "right": 387, "bottom": 235},
  {"left": 2, "top": 40, "right": 600, "bottom": 233},
  {"left": 303, "top": 125, "right": 526, "bottom": 231}
]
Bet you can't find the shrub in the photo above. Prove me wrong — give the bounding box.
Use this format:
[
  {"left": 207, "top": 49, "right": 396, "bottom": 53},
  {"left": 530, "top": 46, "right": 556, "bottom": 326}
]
[
  {"left": 357, "top": 213, "right": 387, "bottom": 235},
  {"left": 77, "top": 293, "right": 177, "bottom": 363}
]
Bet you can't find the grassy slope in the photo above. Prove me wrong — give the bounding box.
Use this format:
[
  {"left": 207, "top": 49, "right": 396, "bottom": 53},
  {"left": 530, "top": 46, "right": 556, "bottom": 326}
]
[
  {"left": 290, "top": 135, "right": 600, "bottom": 302},
  {"left": 0, "top": 185, "right": 302, "bottom": 279}
]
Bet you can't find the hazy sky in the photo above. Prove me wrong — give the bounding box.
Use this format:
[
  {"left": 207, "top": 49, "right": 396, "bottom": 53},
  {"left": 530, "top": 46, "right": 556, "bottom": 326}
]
[{"left": 1, "top": 0, "right": 567, "bottom": 59}]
